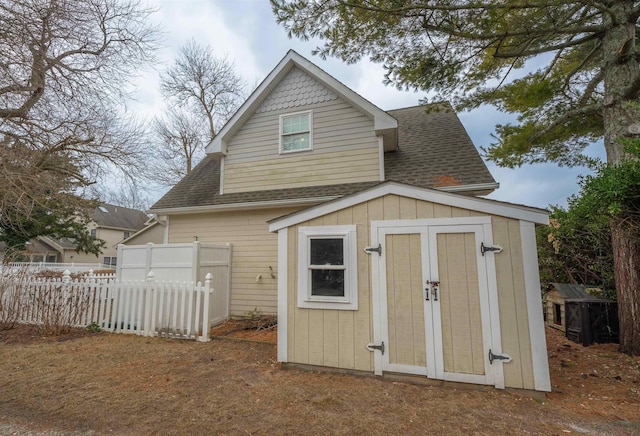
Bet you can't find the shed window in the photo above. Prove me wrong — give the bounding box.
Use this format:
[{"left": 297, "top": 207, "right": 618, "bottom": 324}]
[
  {"left": 280, "top": 111, "right": 312, "bottom": 153},
  {"left": 298, "top": 225, "right": 357, "bottom": 310}
]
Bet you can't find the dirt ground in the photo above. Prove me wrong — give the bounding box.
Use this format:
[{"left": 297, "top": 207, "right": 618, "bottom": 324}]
[{"left": 0, "top": 322, "right": 638, "bottom": 435}]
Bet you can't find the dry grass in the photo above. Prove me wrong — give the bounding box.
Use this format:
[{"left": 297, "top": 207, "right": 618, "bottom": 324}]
[{"left": 0, "top": 325, "right": 638, "bottom": 435}]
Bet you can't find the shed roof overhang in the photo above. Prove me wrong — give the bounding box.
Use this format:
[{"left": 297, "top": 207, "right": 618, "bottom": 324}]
[{"left": 268, "top": 182, "right": 549, "bottom": 232}]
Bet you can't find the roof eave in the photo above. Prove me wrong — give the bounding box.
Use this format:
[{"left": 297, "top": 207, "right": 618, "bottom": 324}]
[{"left": 149, "top": 195, "right": 340, "bottom": 216}]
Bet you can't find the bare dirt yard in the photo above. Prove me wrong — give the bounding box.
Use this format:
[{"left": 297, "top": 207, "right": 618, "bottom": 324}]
[{"left": 0, "top": 323, "right": 638, "bottom": 435}]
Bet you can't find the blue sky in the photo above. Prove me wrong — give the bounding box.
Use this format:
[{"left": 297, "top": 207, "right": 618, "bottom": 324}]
[{"left": 129, "top": 0, "right": 605, "bottom": 209}]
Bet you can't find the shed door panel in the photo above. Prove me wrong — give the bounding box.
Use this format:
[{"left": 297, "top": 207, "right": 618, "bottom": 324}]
[
  {"left": 436, "top": 232, "right": 485, "bottom": 376},
  {"left": 374, "top": 220, "right": 501, "bottom": 387},
  {"left": 385, "top": 233, "right": 427, "bottom": 371}
]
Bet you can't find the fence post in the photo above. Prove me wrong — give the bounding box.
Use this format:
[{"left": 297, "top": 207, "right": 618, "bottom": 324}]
[
  {"left": 146, "top": 271, "right": 156, "bottom": 338},
  {"left": 61, "top": 270, "right": 72, "bottom": 327},
  {"left": 198, "top": 273, "right": 213, "bottom": 342}
]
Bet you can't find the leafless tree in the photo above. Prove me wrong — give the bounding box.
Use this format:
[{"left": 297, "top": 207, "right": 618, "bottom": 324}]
[
  {"left": 149, "top": 40, "right": 246, "bottom": 186},
  {"left": 0, "top": 0, "right": 158, "bottom": 250}
]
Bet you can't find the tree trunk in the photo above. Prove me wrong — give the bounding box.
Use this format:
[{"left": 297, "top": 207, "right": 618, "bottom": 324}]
[
  {"left": 602, "top": 1, "right": 640, "bottom": 354},
  {"left": 611, "top": 219, "right": 640, "bottom": 355}
]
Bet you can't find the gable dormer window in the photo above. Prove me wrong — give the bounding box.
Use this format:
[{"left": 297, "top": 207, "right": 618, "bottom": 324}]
[{"left": 280, "top": 110, "right": 313, "bottom": 153}]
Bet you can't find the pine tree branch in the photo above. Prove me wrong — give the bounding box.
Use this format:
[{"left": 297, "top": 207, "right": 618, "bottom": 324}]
[
  {"left": 531, "top": 103, "right": 602, "bottom": 141},
  {"left": 493, "top": 33, "right": 602, "bottom": 57},
  {"left": 337, "top": 0, "right": 578, "bottom": 14}
]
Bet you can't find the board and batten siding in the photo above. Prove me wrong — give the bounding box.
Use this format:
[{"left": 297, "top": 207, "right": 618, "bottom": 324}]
[
  {"left": 223, "top": 69, "right": 381, "bottom": 194},
  {"left": 167, "top": 207, "right": 301, "bottom": 316},
  {"left": 287, "top": 194, "right": 536, "bottom": 390}
]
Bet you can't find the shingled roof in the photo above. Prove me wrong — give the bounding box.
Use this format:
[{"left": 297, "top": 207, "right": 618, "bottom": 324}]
[
  {"left": 151, "top": 104, "right": 496, "bottom": 212},
  {"left": 92, "top": 203, "right": 148, "bottom": 231},
  {"left": 385, "top": 104, "right": 496, "bottom": 188}
]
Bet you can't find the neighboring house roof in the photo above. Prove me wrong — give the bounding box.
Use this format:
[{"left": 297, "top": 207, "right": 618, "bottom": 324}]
[
  {"left": 39, "top": 236, "right": 76, "bottom": 251},
  {"left": 151, "top": 104, "right": 497, "bottom": 212},
  {"left": 120, "top": 221, "right": 161, "bottom": 245},
  {"left": 6, "top": 204, "right": 149, "bottom": 257},
  {"left": 547, "top": 283, "right": 594, "bottom": 300},
  {"left": 92, "top": 203, "right": 149, "bottom": 231}
]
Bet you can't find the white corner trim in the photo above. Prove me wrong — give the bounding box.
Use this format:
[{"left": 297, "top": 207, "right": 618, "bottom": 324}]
[
  {"left": 378, "top": 136, "right": 385, "bottom": 182},
  {"left": 163, "top": 217, "right": 169, "bottom": 244},
  {"left": 520, "top": 221, "right": 552, "bottom": 392},
  {"left": 269, "top": 182, "right": 549, "bottom": 232},
  {"left": 219, "top": 157, "right": 225, "bottom": 195},
  {"left": 277, "top": 228, "right": 288, "bottom": 362}
]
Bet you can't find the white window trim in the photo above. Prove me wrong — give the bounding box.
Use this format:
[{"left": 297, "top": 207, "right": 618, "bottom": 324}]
[
  {"left": 297, "top": 225, "right": 358, "bottom": 310},
  {"left": 279, "top": 110, "right": 313, "bottom": 154}
]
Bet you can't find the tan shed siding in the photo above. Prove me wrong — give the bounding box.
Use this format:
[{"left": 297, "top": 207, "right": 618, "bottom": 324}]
[
  {"left": 491, "top": 217, "right": 535, "bottom": 390},
  {"left": 287, "top": 194, "right": 536, "bottom": 390},
  {"left": 167, "top": 207, "right": 301, "bottom": 316},
  {"left": 288, "top": 203, "right": 377, "bottom": 371},
  {"left": 223, "top": 97, "right": 380, "bottom": 194}
]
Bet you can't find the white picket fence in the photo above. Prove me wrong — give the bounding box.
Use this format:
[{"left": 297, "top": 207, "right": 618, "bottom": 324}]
[
  {"left": 4, "top": 269, "right": 225, "bottom": 341},
  {"left": 1, "top": 262, "right": 115, "bottom": 273}
]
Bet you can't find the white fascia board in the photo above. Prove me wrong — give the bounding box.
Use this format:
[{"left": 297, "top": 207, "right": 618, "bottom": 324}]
[
  {"left": 98, "top": 225, "right": 141, "bottom": 232},
  {"left": 149, "top": 196, "right": 339, "bottom": 216},
  {"left": 205, "top": 50, "right": 397, "bottom": 155},
  {"left": 120, "top": 222, "right": 158, "bottom": 245},
  {"left": 438, "top": 182, "right": 500, "bottom": 193},
  {"left": 205, "top": 54, "right": 295, "bottom": 155},
  {"left": 269, "top": 182, "right": 549, "bottom": 232},
  {"left": 291, "top": 53, "right": 397, "bottom": 131},
  {"left": 37, "top": 236, "right": 67, "bottom": 252}
]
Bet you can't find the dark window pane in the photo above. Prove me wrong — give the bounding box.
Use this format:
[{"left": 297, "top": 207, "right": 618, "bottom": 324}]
[
  {"left": 310, "top": 238, "right": 343, "bottom": 265},
  {"left": 311, "top": 269, "right": 345, "bottom": 297}
]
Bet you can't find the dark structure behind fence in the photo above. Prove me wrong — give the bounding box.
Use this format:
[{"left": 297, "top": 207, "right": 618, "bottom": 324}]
[{"left": 565, "top": 299, "right": 619, "bottom": 346}]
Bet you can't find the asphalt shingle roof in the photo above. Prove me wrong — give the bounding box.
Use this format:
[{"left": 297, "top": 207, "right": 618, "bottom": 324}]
[
  {"left": 92, "top": 203, "right": 148, "bottom": 230},
  {"left": 151, "top": 104, "right": 496, "bottom": 211},
  {"left": 549, "top": 283, "right": 595, "bottom": 300}
]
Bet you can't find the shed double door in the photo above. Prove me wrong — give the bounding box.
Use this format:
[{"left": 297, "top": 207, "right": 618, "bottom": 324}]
[{"left": 373, "top": 219, "right": 504, "bottom": 388}]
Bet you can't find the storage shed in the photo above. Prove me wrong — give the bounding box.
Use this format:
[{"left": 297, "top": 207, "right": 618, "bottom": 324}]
[
  {"left": 544, "top": 283, "right": 595, "bottom": 332},
  {"left": 269, "top": 182, "right": 552, "bottom": 393}
]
